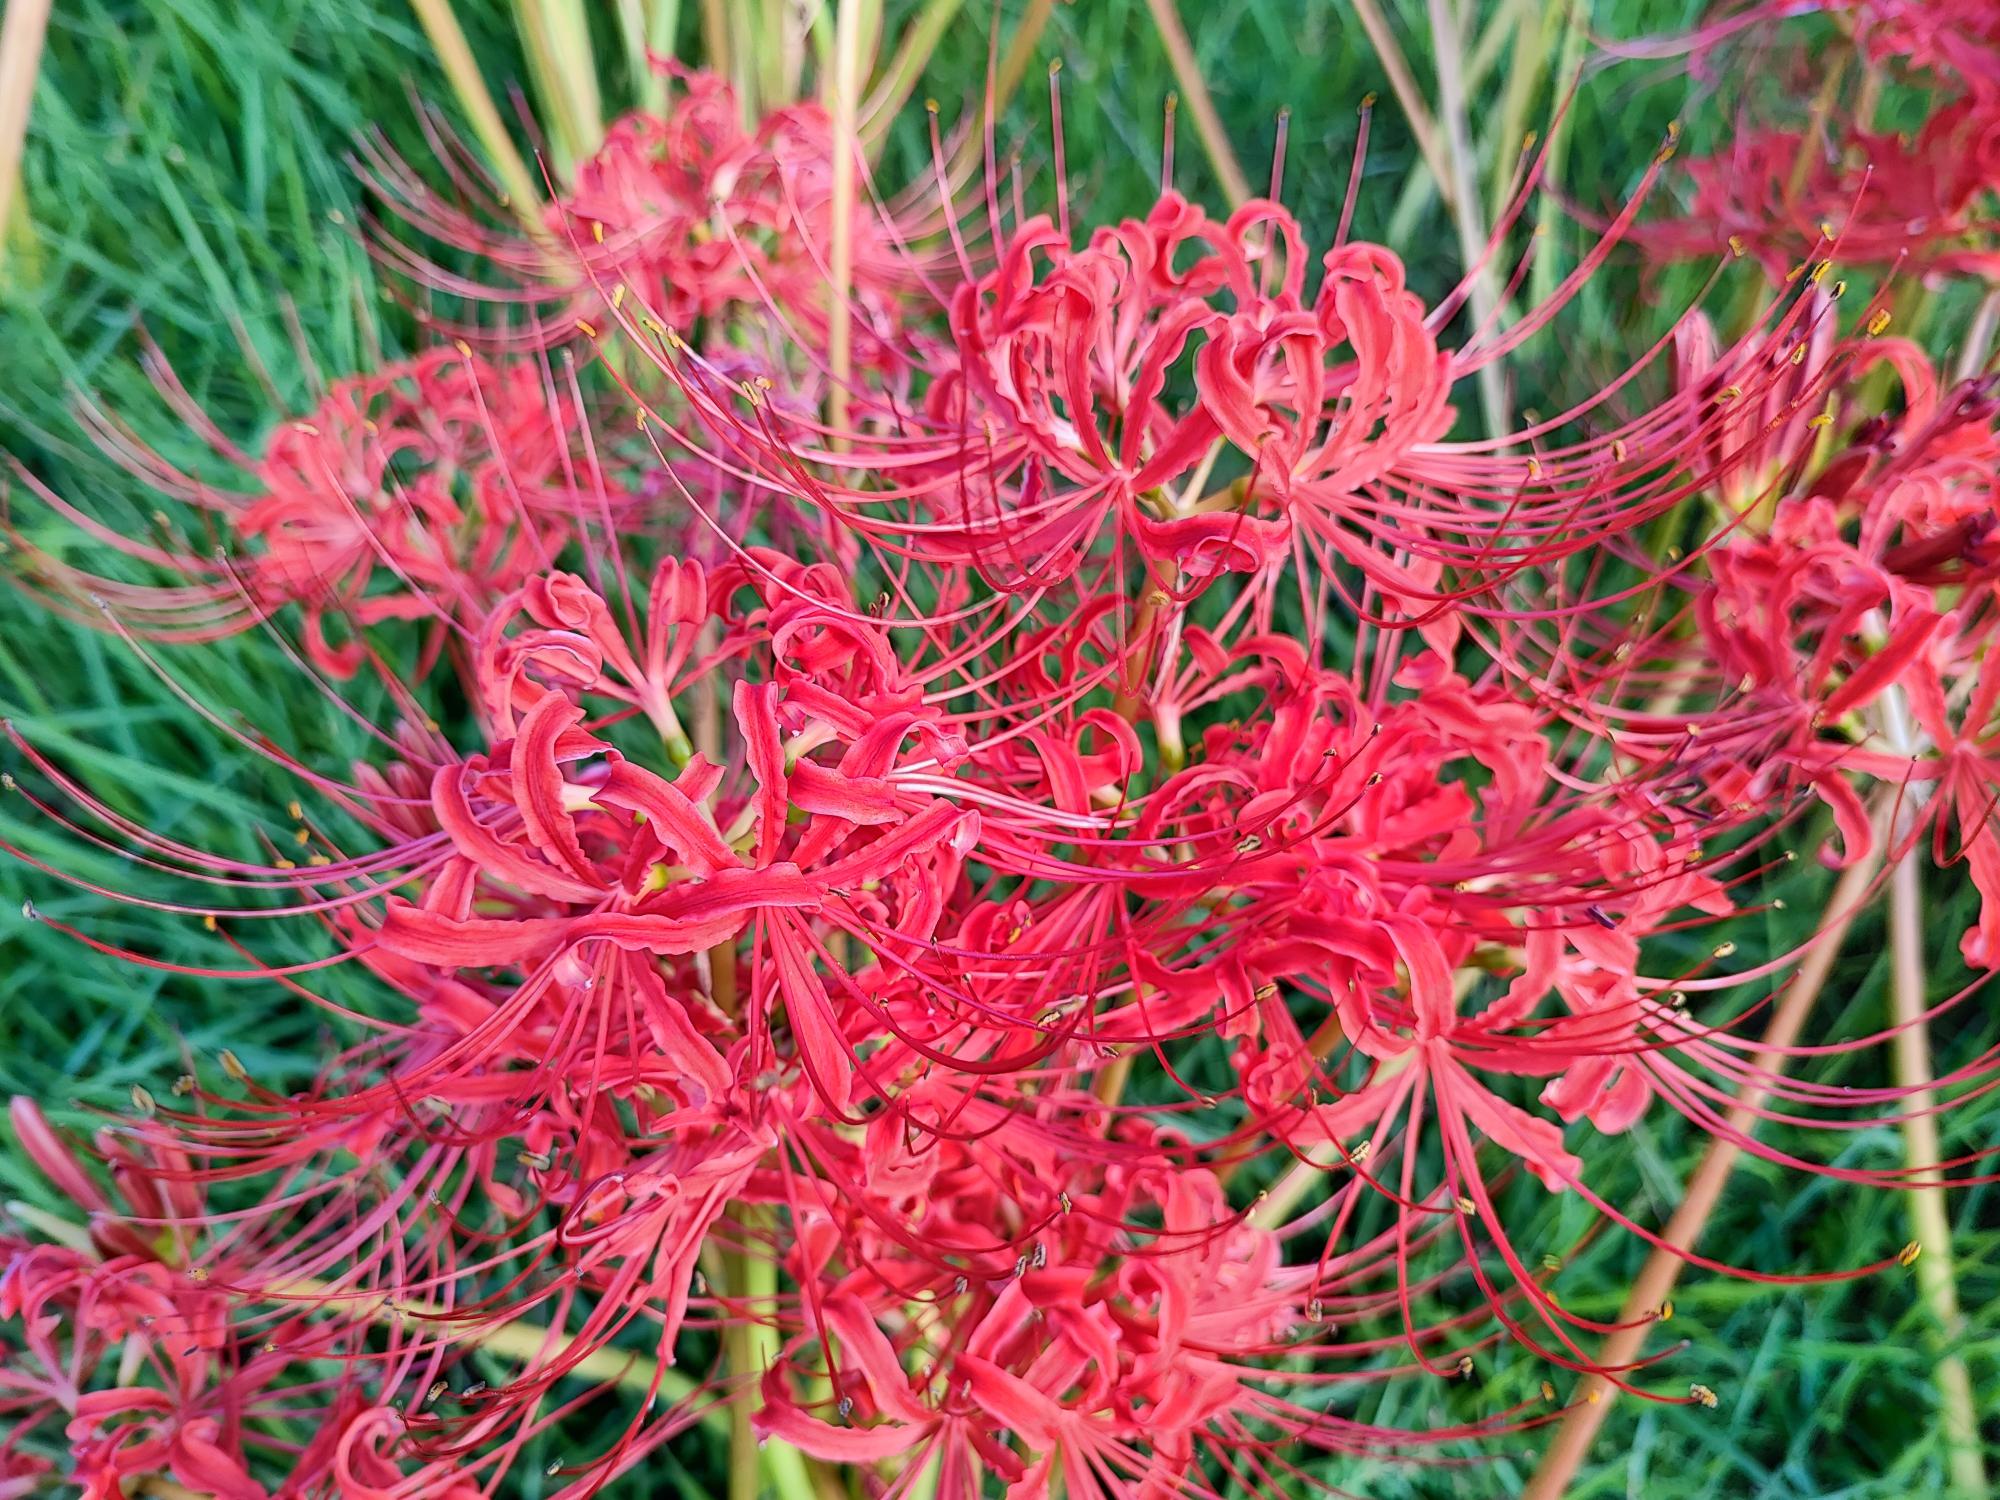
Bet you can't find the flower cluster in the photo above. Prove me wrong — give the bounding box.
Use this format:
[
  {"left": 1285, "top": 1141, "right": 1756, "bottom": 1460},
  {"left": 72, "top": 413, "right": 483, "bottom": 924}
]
[
  {"left": 1640, "top": 0, "right": 2000, "bottom": 276},
  {"left": 4, "top": 51, "right": 1997, "bottom": 1500}
]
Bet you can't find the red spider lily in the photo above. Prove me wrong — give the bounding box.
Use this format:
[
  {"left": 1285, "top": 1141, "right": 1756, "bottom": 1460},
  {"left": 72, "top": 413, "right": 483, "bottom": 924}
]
[
  {"left": 362, "top": 67, "right": 950, "bottom": 362},
  {"left": 1642, "top": 105, "right": 2000, "bottom": 278},
  {"left": 6, "top": 347, "right": 615, "bottom": 677},
  {"left": 0, "top": 1101, "right": 383, "bottom": 1500},
  {"left": 1675, "top": 1, "right": 2000, "bottom": 102},
  {"left": 1620, "top": 0, "right": 2000, "bottom": 278},
  {"left": 6, "top": 50, "right": 2000, "bottom": 1500},
  {"left": 635, "top": 152, "right": 1919, "bottom": 750}
]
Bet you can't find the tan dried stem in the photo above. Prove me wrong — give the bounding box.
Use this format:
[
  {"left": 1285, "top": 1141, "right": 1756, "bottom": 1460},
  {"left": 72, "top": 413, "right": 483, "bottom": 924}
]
[
  {"left": 1877, "top": 684, "right": 1990, "bottom": 1499},
  {"left": 408, "top": 0, "right": 549, "bottom": 235},
  {"left": 0, "top": 0, "right": 53, "bottom": 273},
  {"left": 1522, "top": 811, "right": 1890, "bottom": 1499}
]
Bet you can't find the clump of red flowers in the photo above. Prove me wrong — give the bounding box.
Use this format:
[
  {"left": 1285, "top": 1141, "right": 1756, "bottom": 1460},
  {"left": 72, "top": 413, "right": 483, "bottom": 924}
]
[
  {"left": 1636, "top": 0, "right": 2000, "bottom": 276},
  {"left": 4, "top": 35, "right": 1998, "bottom": 1500}
]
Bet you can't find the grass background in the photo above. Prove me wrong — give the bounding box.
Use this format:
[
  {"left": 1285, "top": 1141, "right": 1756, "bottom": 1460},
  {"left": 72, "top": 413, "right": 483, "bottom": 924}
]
[{"left": 0, "top": 1, "right": 1995, "bottom": 1496}]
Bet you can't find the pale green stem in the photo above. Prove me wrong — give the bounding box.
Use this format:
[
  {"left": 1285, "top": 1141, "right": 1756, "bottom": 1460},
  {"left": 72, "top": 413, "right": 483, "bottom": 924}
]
[
  {"left": 1526, "top": 0, "right": 1591, "bottom": 312},
  {"left": 724, "top": 1213, "right": 815, "bottom": 1500},
  {"left": 407, "top": 0, "right": 548, "bottom": 233},
  {"left": 513, "top": 0, "right": 605, "bottom": 177},
  {"left": 860, "top": 0, "right": 964, "bottom": 148},
  {"left": 1426, "top": 0, "right": 1510, "bottom": 440},
  {"left": 1486, "top": 0, "right": 1557, "bottom": 222},
  {"left": 1382, "top": 0, "right": 1528, "bottom": 246},
  {"left": 700, "top": 0, "right": 735, "bottom": 114},
  {"left": 826, "top": 0, "right": 865, "bottom": 437},
  {"left": 616, "top": 0, "right": 679, "bottom": 114}
]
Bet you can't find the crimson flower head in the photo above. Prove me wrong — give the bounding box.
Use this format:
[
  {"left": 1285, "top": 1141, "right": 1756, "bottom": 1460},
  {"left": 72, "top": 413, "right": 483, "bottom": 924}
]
[{"left": 5, "top": 39, "right": 1999, "bottom": 1500}]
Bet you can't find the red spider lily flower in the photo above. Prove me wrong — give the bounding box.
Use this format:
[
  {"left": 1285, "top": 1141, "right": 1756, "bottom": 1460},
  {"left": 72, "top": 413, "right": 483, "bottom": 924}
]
[
  {"left": 10, "top": 44, "right": 2000, "bottom": 1500},
  {"left": 1643, "top": 105, "right": 2000, "bottom": 278},
  {"left": 645, "top": 147, "right": 1889, "bottom": 703},
  {"left": 0, "top": 1101, "right": 376, "bottom": 1500},
  {"left": 1852, "top": 0, "right": 2000, "bottom": 98},
  {"left": 1620, "top": 0, "right": 2000, "bottom": 277},
  {"left": 7, "top": 348, "right": 610, "bottom": 677},
  {"left": 363, "top": 68, "right": 946, "bottom": 361}
]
